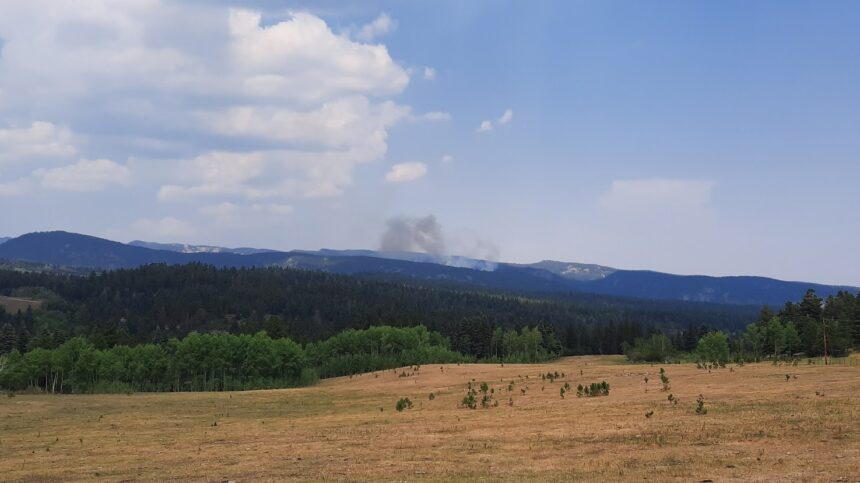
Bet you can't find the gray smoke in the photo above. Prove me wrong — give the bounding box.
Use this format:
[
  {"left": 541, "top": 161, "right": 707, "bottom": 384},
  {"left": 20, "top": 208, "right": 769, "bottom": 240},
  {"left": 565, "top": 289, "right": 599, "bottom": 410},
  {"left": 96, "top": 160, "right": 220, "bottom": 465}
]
[{"left": 380, "top": 215, "right": 446, "bottom": 256}]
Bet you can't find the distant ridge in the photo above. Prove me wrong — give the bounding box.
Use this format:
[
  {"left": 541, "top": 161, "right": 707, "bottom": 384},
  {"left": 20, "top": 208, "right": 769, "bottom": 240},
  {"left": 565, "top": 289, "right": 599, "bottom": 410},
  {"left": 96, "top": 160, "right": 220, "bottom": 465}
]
[
  {"left": 0, "top": 231, "right": 855, "bottom": 306},
  {"left": 129, "top": 240, "right": 272, "bottom": 255}
]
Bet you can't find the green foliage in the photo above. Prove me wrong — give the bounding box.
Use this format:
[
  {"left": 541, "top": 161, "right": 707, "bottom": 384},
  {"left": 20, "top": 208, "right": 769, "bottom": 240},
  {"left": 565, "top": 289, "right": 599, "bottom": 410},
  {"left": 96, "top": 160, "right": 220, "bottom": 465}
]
[
  {"left": 395, "top": 397, "right": 413, "bottom": 412},
  {"left": 622, "top": 333, "right": 676, "bottom": 362},
  {"left": 462, "top": 383, "right": 478, "bottom": 409},
  {"left": 306, "top": 326, "right": 466, "bottom": 378},
  {"left": 659, "top": 368, "right": 670, "bottom": 391},
  {"left": 0, "top": 263, "right": 760, "bottom": 358},
  {"left": 576, "top": 381, "right": 609, "bottom": 397},
  {"left": 695, "top": 394, "right": 707, "bottom": 415},
  {"left": 695, "top": 332, "right": 730, "bottom": 365},
  {"left": 0, "top": 326, "right": 464, "bottom": 394},
  {"left": 739, "top": 289, "right": 859, "bottom": 360}
]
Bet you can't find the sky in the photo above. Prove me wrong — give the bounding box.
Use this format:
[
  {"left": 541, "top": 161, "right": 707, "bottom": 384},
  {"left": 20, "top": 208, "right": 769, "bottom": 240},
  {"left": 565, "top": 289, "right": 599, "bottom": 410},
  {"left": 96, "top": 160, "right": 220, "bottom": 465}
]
[{"left": 0, "top": 0, "right": 859, "bottom": 285}]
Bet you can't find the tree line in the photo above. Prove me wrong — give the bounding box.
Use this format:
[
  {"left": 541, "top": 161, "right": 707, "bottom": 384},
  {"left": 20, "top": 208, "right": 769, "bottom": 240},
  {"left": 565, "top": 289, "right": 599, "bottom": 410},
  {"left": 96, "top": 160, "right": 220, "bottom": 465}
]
[
  {"left": 0, "top": 263, "right": 757, "bottom": 358},
  {"left": 624, "top": 289, "right": 859, "bottom": 362}
]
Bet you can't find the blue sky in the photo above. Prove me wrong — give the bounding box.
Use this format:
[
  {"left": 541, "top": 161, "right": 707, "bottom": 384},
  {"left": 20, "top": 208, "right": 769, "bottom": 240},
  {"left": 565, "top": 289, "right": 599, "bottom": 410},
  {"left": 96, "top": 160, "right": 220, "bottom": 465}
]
[{"left": 0, "top": 1, "right": 858, "bottom": 285}]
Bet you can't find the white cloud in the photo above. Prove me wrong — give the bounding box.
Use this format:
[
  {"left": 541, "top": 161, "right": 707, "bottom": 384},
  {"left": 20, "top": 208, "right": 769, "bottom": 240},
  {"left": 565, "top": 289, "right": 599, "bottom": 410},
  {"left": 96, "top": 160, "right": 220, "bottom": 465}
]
[
  {"left": 349, "top": 13, "right": 398, "bottom": 42},
  {"left": 35, "top": 158, "right": 130, "bottom": 192},
  {"left": 0, "top": 122, "right": 76, "bottom": 164},
  {"left": 477, "top": 120, "right": 493, "bottom": 132},
  {"left": 158, "top": 151, "right": 266, "bottom": 201},
  {"left": 385, "top": 162, "right": 427, "bottom": 183},
  {"left": 599, "top": 179, "right": 715, "bottom": 214},
  {"left": 200, "top": 202, "right": 239, "bottom": 218},
  {"left": 203, "top": 97, "right": 410, "bottom": 147},
  {"left": 0, "top": 5, "right": 434, "bottom": 212},
  {"left": 498, "top": 108, "right": 513, "bottom": 125},
  {"left": 423, "top": 67, "right": 436, "bottom": 80},
  {"left": 229, "top": 10, "right": 408, "bottom": 102},
  {"left": 441, "top": 154, "right": 454, "bottom": 163}
]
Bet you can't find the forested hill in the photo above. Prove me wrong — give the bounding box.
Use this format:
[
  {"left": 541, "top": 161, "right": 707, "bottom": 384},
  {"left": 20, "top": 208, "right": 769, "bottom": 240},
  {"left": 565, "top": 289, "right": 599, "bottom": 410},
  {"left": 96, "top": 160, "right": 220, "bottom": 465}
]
[
  {"left": 0, "top": 264, "right": 759, "bottom": 357},
  {"left": 0, "top": 231, "right": 855, "bottom": 306}
]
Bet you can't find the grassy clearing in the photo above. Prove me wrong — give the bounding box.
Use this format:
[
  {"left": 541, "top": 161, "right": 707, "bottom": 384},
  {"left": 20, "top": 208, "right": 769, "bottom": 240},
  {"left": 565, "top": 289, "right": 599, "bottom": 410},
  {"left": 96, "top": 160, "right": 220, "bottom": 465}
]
[
  {"left": 1, "top": 355, "right": 858, "bottom": 482},
  {"left": 0, "top": 295, "right": 41, "bottom": 313}
]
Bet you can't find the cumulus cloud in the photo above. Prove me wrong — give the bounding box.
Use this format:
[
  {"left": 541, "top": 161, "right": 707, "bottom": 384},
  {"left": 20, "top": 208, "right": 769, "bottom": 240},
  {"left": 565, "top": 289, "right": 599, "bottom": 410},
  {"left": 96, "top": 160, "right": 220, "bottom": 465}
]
[
  {"left": 385, "top": 162, "right": 427, "bottom": 183},
  {"left": 498, "top": 108, "right": 513, "bottom": 125},
  {"left": 441, "top": 154, "right": 454, "bottom": 163},
  {"left": 34, "top": 158, "right": 130, "bottom": 192},
  {"left": 228, "top": 10, "right": 408, "bottom": 102},
  {"left": 0, "top": 122, "right": 76, "bottom": 164},
  {"left": 0, "top": 4, "right": 435, "bottom": 216},
  {"left": 347, "top": 13, "right": 398, "bottom": 42},
  {"left": 423, "top": 67, "right": 436, "bottom": 80},
  {"left": 599, "top": 178, "right": 715, "bottom": 214},
  {"left": 380, "top": 215, "right": 446, "bottom": 255},
  {"left": 477, "top": 120, "right": 493, "bottom": 132},
  {"left": 158, "top": 151, "right": 266, "bottom": 201}
]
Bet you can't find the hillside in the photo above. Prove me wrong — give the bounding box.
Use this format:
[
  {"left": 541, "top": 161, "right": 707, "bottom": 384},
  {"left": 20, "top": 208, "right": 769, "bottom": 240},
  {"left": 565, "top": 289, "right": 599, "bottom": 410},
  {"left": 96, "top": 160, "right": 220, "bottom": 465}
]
[
  {"left": 0, "top": 231, "right": 856, "bottom": 306},
  {"left": 0, "top": 263, "right": 760, "bottom": 354}
]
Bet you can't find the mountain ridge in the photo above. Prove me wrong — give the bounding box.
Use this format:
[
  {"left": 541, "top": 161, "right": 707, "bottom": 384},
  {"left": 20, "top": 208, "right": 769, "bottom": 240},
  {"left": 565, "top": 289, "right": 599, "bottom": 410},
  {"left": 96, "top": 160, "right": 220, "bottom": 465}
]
[{"left": 0, "top": 231, "right": 855, "bottom": 306}]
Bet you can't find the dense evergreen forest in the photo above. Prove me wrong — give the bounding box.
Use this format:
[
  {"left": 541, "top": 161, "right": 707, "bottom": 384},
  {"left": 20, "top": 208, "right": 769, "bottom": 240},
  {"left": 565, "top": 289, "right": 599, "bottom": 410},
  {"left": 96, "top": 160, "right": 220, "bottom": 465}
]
[
  {"left": 0, "top": 263, "right": 758, "bottom": 357},
  {"left": 0, "top": 263, "right": 856, "bottom": 394}
]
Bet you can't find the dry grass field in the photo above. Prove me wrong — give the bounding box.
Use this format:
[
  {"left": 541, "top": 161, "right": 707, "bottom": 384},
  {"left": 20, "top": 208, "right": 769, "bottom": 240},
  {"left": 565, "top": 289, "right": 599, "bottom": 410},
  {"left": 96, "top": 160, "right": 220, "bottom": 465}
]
[
  {"left": 1, "top": 355, "right": 858, "bottom": 482},
  {"left": 0, "top": 295, "right": 42, "bottom": 314}
]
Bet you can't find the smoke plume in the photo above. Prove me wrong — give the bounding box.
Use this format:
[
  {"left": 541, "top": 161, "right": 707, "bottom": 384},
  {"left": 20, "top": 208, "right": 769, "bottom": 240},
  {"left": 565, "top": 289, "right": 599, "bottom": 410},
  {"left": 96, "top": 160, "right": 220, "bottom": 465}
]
[{"left": 380, "top": 215, "right": 446, "bottom": 255}]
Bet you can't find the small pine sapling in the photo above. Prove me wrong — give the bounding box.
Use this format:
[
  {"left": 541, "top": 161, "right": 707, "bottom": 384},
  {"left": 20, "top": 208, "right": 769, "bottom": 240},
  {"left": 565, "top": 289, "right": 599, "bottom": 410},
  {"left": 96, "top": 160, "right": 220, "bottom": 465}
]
[{"left": 695, "top": 394, "right": 707, "bottom": 415}]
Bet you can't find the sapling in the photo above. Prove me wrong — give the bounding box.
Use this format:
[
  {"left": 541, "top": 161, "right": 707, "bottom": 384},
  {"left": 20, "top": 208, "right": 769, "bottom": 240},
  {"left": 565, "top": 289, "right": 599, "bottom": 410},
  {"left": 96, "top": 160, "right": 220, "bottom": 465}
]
[
  {"left": 645, "top": 410, "right": 654, "bottom": 418},
  {"left": 695, "top": 394, "right": 707, "bottom": 415},
  {"left": 659, "top": 368, "right": 670, "bottom": 391}
]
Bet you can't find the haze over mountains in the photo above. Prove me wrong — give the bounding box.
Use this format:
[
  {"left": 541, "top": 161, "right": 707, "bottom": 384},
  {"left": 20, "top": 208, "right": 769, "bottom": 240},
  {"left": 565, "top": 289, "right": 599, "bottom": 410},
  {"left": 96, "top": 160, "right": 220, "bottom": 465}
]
[{"left": 0, "top": 231, "right": 856, "bottom": 307}]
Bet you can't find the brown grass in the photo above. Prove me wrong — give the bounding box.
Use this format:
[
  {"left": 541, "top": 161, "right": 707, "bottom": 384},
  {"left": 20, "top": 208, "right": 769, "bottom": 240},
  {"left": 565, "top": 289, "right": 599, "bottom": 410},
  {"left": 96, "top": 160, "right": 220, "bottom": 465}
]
[
  {"left": 0, "top": 295, "right": 42, "bottom": 314},
  {"left": 1, "top": 356, "right": 858, "bottom": 482}
]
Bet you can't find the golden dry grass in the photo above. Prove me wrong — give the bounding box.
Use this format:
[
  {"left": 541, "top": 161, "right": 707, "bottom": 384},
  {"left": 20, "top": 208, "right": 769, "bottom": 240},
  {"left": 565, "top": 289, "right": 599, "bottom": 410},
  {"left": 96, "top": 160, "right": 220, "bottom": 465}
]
[{"left": 1, "top": 356, "right": 858, "bottom": 482}]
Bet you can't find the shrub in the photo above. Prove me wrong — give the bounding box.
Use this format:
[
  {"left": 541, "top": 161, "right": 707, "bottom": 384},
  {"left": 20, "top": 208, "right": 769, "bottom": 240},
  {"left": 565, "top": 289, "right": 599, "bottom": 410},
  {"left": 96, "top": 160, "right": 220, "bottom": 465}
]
[
  {"left": 577, "top": 381, "right": 609, "bottom": 397},
  {"left": 659, "top": 368, "right": 670, "bottom": 391},
  {"left": 623, "top": 333, "right": 676, "bottom": 362},
  {"left": 695, "top": 394, "right": 707, "bottom": 415},
  {"left": 696, "top": 332, "right": 730, "bottom": 366},
  {"left": 667, "top": 393, "right": 678, "bottom": 407},
  {"left": 395, "top": 397, "right": 413, "bottom": 412}
]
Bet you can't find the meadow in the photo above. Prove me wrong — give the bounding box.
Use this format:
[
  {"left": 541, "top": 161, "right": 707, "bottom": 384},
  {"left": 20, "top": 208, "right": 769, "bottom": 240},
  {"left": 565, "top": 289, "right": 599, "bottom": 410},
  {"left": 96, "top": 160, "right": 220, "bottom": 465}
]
[
  {"left": 0, "top": 296, "right": 41, "bottom": 314},
  {"left": 1, "top": 355, "right": 858, "bottom": 482}
]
